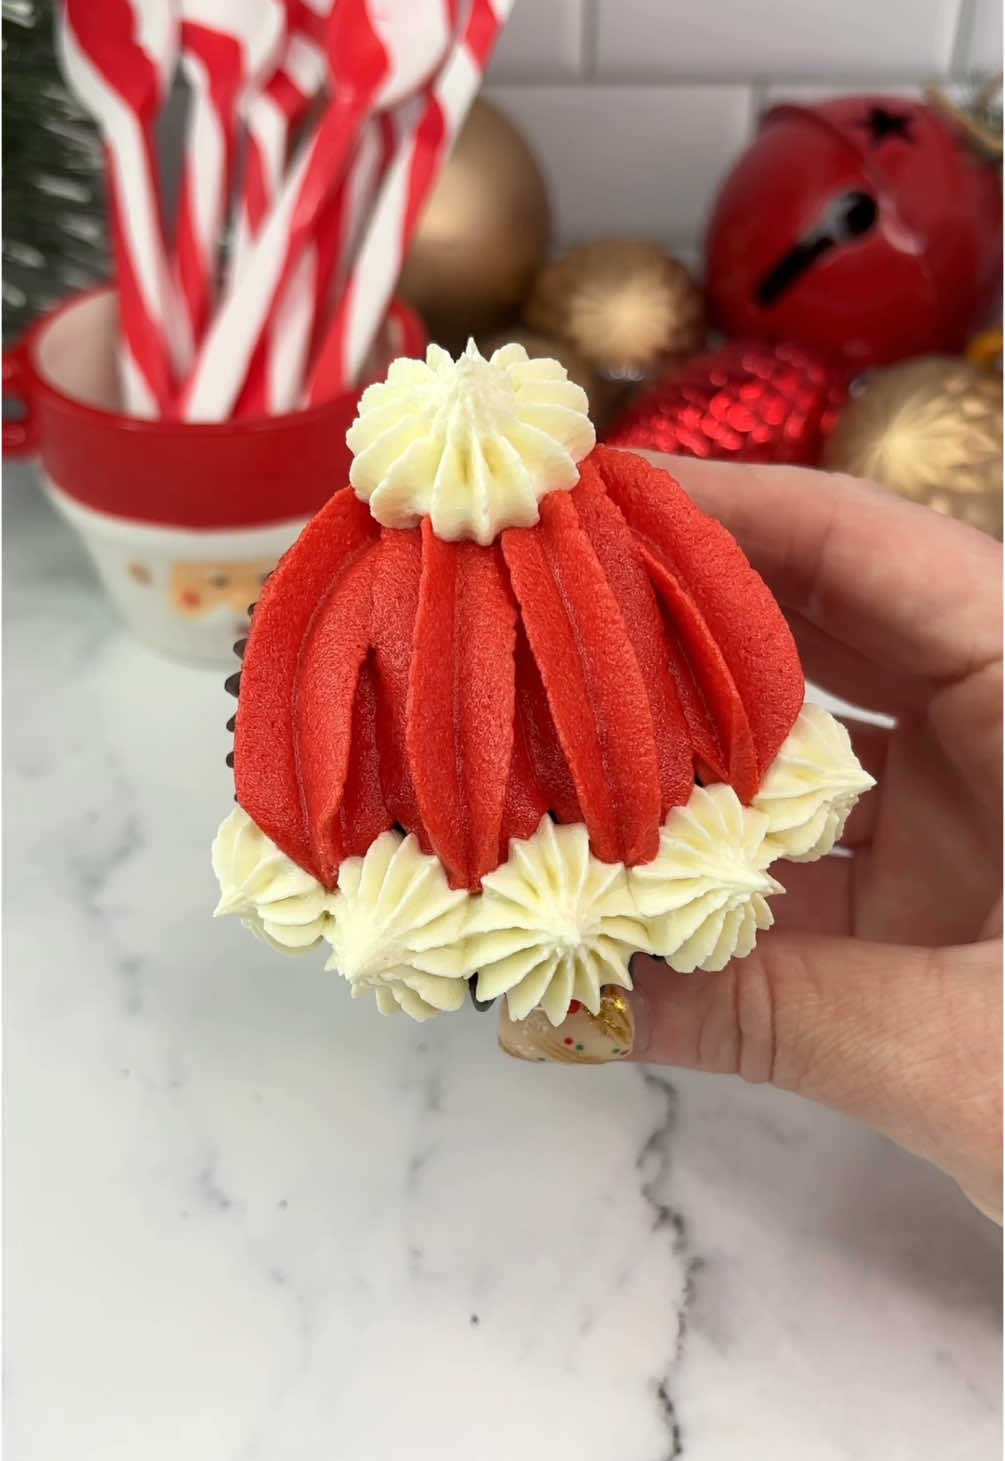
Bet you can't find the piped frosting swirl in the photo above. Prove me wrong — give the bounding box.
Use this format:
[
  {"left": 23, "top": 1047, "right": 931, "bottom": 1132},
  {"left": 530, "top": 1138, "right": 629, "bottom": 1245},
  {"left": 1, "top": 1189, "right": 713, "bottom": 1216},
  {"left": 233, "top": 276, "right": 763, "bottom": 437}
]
[
  {"left": 346, "top": 341, "right": 595, "bottom": 545},
  {"left": 465, "top": 816, "right": 647, "bottom": 1026},
  {"left": 212, "top": 805, "right": 331, "bottom": 952},
  {"left": 752, "top": 701, "right": 876, "bottom": 862},
  {"left": 630, "top": 784, "right": 781, "bottom": 972},
  {"left": 324, "top": 830, "right": 470, "bottom": 1020}
]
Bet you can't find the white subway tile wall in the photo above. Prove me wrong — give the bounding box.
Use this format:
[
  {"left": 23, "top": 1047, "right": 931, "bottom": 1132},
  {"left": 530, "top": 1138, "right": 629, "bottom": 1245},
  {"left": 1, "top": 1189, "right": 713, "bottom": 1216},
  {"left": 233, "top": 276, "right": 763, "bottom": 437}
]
[
  {"left": 485, "top": 0, "right": 1002, "bottom": 248},
  {"left": 963, "top": 0, "right": 1005, "bottom": 69},
  {"left": 484, "top": 84, "right": 754, "bottom": 249},
  {"left": 488, "top": 0, "right": 585, "bottom": 79},
  {"left": 593, "top": 0, "right": 963, "bottom": 81}
]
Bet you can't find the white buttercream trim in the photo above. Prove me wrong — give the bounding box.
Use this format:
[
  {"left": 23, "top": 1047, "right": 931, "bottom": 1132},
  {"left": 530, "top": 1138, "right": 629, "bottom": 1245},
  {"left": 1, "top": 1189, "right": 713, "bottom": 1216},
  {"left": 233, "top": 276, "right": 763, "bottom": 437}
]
[
  {"left": 466, "top": 817, "right": 647, "bottom": 1026},
  {"left": 211, "top": 805, "right": 333, "bottom": 953},
  {"left": 346, "top": 341, "right": 596, "bottom": 546},
  {"left": 212, "top": 706, "right": 873, "bottom": 1020},
  {"left": 628, "top": 784, "right": 783, "bottom": 973},
  {"left": 324, "top": 831, "right": 470, "bottom": 1022},
  {"left": 752, "top": 701, "right": 876, "bottom": 862}
]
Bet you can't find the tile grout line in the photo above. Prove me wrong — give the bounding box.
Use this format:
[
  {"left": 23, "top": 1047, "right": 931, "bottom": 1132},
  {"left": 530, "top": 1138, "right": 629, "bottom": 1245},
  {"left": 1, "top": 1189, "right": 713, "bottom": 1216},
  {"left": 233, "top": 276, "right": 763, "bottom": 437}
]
[
  {"left": 950, "top": 0, "right": 977, "bottom": 73},
  {"left": 749, "top": 78, "right": 770, "bottom": 128},
  {"left": 485, "top": 73, "right": 948, "bottom": 91},
  {"left": 580, "top": 0, "right": 599, "bottom": 80}
]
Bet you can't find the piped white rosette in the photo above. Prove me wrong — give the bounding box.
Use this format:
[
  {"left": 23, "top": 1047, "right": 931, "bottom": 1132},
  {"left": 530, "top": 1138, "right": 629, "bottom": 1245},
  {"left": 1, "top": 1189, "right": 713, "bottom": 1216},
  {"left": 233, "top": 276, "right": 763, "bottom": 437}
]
[
  {"left": 629, "top": 784, "right": 782, "bottom": 973},
  {"left": 212, "top": 702, "right": 874, "bottom": 1027},
  {"left": 212, "top": 809, "right": 333, "bottom": 952},
  {"left": 752, "top": 701, "right": 875, "bottom": 861},
  {"left": 464, "top": 818, "right": 646, "bottom": 1026},
  {"left": 324, "top": 832, "right": 469, "bottom": 1022},
  {"left": 346, "top": 340, "right": 596, "bottom": 545}
]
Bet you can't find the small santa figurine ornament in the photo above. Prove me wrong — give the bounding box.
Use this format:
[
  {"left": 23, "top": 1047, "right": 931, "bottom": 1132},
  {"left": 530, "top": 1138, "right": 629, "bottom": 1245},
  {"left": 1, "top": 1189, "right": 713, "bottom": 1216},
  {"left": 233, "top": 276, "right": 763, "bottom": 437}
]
[{"left": 213, "top": 342, "right": 872, "bottom": 1038}]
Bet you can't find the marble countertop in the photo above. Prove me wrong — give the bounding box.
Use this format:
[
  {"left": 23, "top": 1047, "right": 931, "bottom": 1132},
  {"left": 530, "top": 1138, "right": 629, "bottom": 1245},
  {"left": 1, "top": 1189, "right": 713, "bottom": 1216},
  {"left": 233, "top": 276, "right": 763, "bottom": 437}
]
[{"left": 5, "top": 464, "right": 1001, "bottom": 1461}]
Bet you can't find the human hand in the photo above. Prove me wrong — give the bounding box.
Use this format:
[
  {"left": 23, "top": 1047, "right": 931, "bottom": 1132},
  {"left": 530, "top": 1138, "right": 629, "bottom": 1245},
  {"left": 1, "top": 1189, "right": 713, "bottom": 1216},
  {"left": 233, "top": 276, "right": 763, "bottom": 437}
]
[{"left": 501, "top": 459, "right": 1003, "bottom": 1224}]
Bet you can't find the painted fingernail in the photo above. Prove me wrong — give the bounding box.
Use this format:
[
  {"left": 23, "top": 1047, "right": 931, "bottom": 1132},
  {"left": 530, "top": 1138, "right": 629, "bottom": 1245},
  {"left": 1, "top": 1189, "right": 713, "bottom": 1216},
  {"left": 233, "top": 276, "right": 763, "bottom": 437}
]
[{"left": 498, "top": 987, "right": 637, "bottom": 1064}]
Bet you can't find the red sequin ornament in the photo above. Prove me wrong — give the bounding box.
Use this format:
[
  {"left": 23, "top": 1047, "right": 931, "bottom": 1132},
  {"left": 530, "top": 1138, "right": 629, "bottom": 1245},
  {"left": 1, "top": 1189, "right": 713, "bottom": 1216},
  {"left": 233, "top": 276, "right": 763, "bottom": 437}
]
[{"left": 603, "top": 341, "right": 849, "bottom": 467}]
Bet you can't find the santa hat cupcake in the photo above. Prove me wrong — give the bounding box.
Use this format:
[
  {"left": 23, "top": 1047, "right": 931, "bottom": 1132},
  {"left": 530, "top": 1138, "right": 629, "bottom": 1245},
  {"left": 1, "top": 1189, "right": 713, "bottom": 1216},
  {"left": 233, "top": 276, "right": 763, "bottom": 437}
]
[{"left": 213, "top": 342, "right": 873, "bottom": 1025}]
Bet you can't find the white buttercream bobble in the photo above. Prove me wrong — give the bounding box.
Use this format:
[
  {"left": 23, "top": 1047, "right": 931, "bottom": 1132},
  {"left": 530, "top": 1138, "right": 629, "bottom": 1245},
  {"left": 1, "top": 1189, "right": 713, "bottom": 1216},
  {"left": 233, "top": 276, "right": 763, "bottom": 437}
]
[
  {"left": 630, "top": 784, "right": 782, "bottom": 973},
  {"left": 753, "top": 702, "right": 876, "bottom": 862},
  {"left": 465, "top": 816, "right": 648, "bottom": 1026},
  {"left": 212, "top": 805, "right": 332, "bottom": 953},
  {"left": 324, "top": 830, "right": 471, "bottom": 1021},
  {"left": 346, "top": 341, "right": 596, "bottom": 546}
]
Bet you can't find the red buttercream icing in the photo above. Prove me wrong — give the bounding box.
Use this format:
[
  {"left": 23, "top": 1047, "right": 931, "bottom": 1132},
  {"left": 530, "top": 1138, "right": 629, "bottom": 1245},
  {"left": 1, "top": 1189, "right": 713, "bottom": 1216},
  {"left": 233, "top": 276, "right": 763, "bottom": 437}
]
[{"left": 232, "top": 445, "right": 804, "bottom": 891}]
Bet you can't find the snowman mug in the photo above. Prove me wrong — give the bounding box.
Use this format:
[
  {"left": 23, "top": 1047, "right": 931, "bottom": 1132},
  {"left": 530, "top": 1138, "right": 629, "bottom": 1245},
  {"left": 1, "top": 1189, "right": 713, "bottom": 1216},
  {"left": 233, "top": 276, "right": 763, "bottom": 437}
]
[{"left": 2, "top": 287, "right": 425, "bottom": 665}]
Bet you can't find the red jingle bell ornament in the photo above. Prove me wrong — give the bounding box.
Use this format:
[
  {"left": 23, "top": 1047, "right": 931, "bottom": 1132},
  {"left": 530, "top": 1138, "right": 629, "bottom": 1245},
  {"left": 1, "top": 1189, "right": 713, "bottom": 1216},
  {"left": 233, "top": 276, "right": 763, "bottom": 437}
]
[
  {"left": 603, "top": 340, "right": 849, "bottom": 466},
  {"left": 705, "top": 95, "right": 1003, "bottom": 368}
]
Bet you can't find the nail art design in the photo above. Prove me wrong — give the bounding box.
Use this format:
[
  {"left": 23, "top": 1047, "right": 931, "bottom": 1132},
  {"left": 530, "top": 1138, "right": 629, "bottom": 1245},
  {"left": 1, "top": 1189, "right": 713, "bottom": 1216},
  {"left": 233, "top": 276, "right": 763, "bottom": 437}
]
[{"left": 498, "top": 988, "right": 635, "bottom": 1064}]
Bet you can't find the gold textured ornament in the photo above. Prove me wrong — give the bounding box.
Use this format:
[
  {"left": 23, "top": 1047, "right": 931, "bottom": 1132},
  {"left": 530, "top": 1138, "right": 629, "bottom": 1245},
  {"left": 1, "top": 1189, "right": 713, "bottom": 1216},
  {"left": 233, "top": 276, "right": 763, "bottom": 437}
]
[
  {"left": 524, "top": 238, "right": 706, "bottom": 382},
  {"left": 824, "top": 356, "right": 1003, "bottom": 537},
  {"left": 398, "top": 99, "right": 551, "bottom": 347}
]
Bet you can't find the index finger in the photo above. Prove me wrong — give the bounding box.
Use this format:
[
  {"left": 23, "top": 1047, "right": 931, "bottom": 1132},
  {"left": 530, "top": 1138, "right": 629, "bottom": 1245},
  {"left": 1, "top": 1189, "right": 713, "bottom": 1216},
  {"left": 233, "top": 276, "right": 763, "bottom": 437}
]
[{"left": 647, "top": 454, "right": 1003, "bottom": 686}]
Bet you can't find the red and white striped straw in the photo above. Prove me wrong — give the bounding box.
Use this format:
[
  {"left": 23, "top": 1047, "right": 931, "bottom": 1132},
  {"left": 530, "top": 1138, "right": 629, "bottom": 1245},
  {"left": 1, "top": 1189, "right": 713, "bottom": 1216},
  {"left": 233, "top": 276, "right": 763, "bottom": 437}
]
[
  {"left": 304, "top": 0, "right": 513, "bottom": 404},
  {"left": 58, "top": 0, "right": 181, "bottom": 417},
  {"left": 234, "top": 114, "right": 394, "bottom": 416},
  {"left": 174, "top": 0, "right": 285, "bottom": 350},
  {"left": 231, "top": 31, "right": 327, "bottom": 268},
  {"left": 233, "top": 0, "right": 336, "bottom": 270},
  {"left": 307, "top": 112, "right": 399, "bottom": 368},
  {"left": 229, "top": 28, "right": 327, "bottom": 417},
  {"left": 178, "top": 0, "right": 457, "bottom": 422}
]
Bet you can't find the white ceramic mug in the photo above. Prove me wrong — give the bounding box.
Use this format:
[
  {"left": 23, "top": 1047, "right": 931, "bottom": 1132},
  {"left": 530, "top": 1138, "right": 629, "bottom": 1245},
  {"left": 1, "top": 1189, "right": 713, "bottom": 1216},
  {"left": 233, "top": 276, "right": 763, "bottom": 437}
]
[{"left": 3, "top": 287, "right": 426, "bottom": 665}]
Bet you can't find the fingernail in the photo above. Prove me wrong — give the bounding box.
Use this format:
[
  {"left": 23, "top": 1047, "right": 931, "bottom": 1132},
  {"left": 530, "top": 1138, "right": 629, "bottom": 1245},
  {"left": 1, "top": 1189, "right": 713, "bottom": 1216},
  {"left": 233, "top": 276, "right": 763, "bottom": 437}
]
[{"left": 498, "top": 987, "right": 640, "bottom": 1064}]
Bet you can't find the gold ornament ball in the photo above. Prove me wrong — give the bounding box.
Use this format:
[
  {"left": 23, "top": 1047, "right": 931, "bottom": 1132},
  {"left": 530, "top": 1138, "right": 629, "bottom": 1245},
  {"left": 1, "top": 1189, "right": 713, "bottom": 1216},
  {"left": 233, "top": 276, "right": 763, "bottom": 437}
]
[
  {"left": 824, "top": 356, "right": 1003, "bottom": 538},
  {"left": 398, "top": 100, "right": 551, "bottom": 347},
  {"left": 524, "top": 238, "right": 706, "bottom": 382}
]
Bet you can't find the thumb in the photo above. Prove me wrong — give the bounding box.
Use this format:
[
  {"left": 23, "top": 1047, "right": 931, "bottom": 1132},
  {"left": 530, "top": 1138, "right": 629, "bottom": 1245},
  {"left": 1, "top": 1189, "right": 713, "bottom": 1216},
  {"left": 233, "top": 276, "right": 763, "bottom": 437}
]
[
  {"left": 498, "top": 932, "right": 1002, "bottom": 1221},
  {"left": 628, "top": 934, "right": 1002, "bottom": 1220}
]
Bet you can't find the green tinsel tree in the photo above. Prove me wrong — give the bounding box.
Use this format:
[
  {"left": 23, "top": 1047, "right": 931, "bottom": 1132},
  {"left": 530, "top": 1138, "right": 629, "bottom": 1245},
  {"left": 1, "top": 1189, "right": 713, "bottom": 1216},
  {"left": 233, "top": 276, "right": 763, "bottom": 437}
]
[{"left": 3, "top": 0, "right": 109, "bottom": 343}]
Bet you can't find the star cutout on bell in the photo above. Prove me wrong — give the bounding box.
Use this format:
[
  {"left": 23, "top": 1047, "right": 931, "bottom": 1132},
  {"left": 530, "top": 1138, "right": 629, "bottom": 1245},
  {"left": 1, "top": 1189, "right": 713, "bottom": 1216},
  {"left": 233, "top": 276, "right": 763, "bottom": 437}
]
[{"left": 861, "top": 105, "right": 913, "bottom": 143}]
